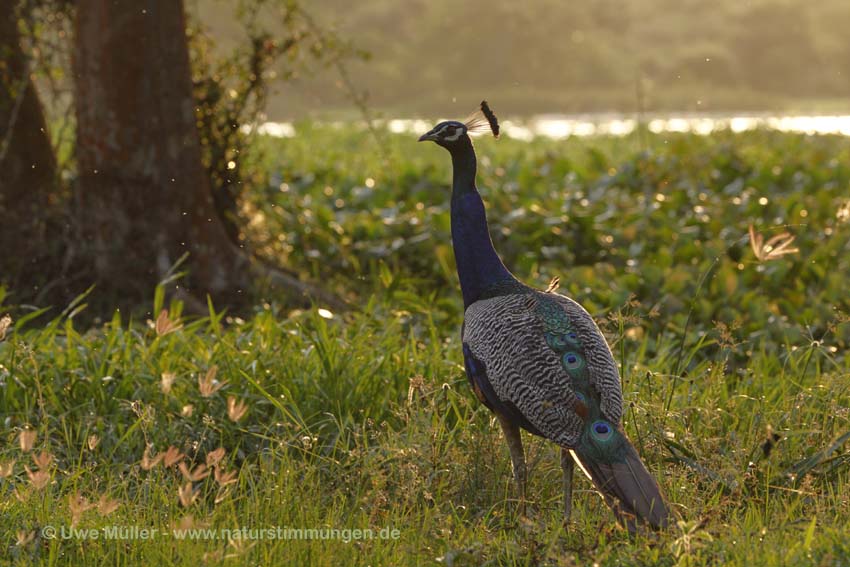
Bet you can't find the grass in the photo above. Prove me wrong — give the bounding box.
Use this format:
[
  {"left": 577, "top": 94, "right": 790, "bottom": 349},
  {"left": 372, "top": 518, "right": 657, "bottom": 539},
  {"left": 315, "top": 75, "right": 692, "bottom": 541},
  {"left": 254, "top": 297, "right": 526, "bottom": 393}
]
[{"left": 3, "top": 126, "right": 850, "bottom": 565}]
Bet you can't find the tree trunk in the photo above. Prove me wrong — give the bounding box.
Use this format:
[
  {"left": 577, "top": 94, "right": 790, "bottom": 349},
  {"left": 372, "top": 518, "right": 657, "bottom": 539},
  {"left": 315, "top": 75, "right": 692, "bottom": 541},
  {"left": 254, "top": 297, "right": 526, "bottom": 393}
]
[
  {"left": 73, "top": 0, "right": 248, "bottom": 305},
  {"left": 0, "top": 2, "right": 56, "bottom": 291}
]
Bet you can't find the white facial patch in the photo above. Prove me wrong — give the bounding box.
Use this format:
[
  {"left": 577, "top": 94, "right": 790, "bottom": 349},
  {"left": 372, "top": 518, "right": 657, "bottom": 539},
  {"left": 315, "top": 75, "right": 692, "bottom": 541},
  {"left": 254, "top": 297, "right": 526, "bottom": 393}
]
[{"left": 438, "top": 124, "right": 464, "bottom": 142}]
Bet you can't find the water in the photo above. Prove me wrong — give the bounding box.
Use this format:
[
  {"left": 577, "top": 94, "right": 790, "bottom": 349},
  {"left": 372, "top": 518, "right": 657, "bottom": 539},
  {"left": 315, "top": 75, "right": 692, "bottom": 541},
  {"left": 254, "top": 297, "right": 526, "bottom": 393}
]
[{"left": 255, "top": 114, "right": 850, "bottom": 140}]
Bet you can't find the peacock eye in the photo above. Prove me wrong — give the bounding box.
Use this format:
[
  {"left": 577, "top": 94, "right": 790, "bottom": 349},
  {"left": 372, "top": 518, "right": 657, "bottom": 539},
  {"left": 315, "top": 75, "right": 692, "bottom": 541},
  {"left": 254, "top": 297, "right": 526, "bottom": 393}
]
[
  {"left": 591, "top": 420, "right": 613, "bottom": 441},
  {"left": 562, "top": 351, "right": 583, "bottom": 370},
  {"left": 567, "top": 331, "right": 577, "bottom": 340},
  {"left": 546, "top": 332, "right": 568, "bottom": 351}
]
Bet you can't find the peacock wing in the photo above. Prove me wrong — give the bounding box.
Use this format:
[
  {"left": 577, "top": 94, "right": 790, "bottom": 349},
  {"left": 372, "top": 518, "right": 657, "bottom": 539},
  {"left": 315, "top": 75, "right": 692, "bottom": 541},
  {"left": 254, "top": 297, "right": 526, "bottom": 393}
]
[
  {"left": 539, "top": 292, "right": 623, "bottom": 425},
  {"left": 462, "top": 292, "right": 586, "bottom": 447}
]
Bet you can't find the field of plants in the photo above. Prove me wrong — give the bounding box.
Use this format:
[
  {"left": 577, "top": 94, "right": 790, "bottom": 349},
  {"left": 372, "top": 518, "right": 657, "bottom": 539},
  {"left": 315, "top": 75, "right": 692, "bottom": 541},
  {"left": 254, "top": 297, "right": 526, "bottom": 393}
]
[{"left": 3, "top": 126, "right": 850, "bottom": 565}]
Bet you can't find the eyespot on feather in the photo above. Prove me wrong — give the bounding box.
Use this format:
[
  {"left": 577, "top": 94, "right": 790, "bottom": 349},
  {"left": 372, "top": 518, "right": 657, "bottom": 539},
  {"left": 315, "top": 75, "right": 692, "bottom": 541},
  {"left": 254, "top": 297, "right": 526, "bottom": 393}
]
[
  {"left": 562, "top": 351, "right": 584, "bottom": 371},
  {"left": 545, "top": 332, "right": 568, "bottom": 351},
  {"left": 590, "top": 420, "right": 613, "bottom": 442}
]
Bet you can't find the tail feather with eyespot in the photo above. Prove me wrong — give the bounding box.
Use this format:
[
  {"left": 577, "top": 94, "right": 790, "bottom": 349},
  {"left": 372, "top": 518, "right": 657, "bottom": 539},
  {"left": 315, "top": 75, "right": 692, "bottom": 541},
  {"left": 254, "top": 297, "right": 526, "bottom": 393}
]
[{"left": 572, "top": 431, "right": 669, "bottom": 533}]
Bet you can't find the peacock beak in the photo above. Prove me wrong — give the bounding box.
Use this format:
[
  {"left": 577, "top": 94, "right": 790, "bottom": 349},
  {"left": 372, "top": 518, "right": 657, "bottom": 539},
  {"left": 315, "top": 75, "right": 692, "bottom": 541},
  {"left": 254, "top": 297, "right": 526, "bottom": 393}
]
[{"left": 418, "top": 130, "right": 438, "bottom": 142}]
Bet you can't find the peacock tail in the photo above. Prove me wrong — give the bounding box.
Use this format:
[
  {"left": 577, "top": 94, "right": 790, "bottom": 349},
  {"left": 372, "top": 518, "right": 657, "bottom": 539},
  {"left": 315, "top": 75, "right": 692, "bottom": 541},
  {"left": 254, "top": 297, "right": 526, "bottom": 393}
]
[{"left": 463, "top": 288, "right": 669, "bottom": 530}]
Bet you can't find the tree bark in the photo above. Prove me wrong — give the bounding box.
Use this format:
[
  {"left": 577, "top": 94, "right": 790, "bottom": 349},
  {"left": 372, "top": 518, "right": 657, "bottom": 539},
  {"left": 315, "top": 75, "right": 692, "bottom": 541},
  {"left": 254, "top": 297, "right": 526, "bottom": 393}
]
[
  {"left": 0, "top": 2, "right": 56, "bottom": 290},
  {"left": 73, "top": 0, "right": 249, "bottom": 304}
]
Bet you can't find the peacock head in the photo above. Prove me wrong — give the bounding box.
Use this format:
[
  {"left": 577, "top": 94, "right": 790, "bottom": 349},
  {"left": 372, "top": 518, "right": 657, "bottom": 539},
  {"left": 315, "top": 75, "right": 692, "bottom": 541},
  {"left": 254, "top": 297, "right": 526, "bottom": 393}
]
[
  {"left": 418, "top": 120, "right": 470, "bottom": 148},
  {"left": 418, "top": 100, "right": 500, "bottom": 150}
]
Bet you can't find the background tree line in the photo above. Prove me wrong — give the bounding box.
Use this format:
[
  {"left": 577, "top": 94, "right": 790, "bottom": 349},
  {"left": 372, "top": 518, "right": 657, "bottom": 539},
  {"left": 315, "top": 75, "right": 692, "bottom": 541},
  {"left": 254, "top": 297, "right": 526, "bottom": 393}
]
[{"left": 250, "top": 0, "right": 850, "bottom": 117}]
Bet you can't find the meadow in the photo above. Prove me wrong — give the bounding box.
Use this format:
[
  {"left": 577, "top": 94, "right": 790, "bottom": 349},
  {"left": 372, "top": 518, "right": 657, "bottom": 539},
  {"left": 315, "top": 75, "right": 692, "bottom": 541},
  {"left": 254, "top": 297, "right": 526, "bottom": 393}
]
[{"left": 3, "top": 125, "right": 850, "bottom": 565}]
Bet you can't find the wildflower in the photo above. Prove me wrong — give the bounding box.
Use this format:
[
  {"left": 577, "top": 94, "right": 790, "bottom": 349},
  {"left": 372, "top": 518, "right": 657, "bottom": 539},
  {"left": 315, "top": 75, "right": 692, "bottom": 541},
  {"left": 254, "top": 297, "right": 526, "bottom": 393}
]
[
  {"left": 32, "top": 450, "right": 53, "bottom": 469},
  {"left": 227, "top": 396, "right": 248, "bottom": 422},
  {"left": 0, "top": 314, "right": 11, "bottom": 341},
  {"left": 407, "top": 375, "right": 425, "bottom": 406},
  {"left": 214, "top": 467, "right": 238, "bottom": 487},
  {"left": 19, "top": 429, "right": 36, "bottom": 452},
  {"left": 97, "top": 494, "right": 120, "bottom": 515},
  {"left": 178, "top": 482, "right": 197, "bottom": 507},
  {"left": 206, "top": 447, "right": 226, "bottom": 468},
  {"left": 162, "top": 446, "right": 185, "bottom": 467},
  {"left": 198, "top": 365, "right": 226, "bottom": 397},
  {"left": 141, "top": 447, "right": 163, "bottom": 471},
  {"left": 69, "top": 492, "right": 94, "bottom": 526},
  {"left": 178, "top": 462, "right": 209, "bottom": 482},
  {"left": 16, "top": 530, "right": 35, "bottom": 547},
  {"left": 87, "top": 434, "right": 101, "bottom": 451},
  {"left": 181, "top": 404, "right": 194, "bottom": 417},
  {"left": 155, "top": 309, "right": 182, "bottom": 336},
  {"left": 749, "top": 225, "right": 799, "bottom": 262},
  {"left": 173, "top": 514, "right": 200, "bottom": 531},
  {"left": 161, "top": 372, "right": 177, "bottom": 394},
  {"left": 0, "top": 460, "right": 16, "bottom": 478},
  {"left": 214, "top": 485, "right": 231, "bottom": 505},
  {"left": 25, "top": 466, "right": 50, "bottom": 489}
]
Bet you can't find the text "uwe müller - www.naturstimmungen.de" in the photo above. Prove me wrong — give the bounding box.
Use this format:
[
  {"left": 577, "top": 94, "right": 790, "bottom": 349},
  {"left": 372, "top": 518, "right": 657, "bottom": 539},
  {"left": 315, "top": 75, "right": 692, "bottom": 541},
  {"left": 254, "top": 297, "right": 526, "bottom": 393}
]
[{"left": 41, "top": 524, "right": 402, "bottom": 542}]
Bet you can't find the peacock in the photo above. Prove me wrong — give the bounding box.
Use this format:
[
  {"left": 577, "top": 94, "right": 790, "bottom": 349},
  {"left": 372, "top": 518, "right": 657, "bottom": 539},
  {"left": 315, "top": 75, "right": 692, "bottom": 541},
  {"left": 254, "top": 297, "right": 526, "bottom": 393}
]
[{"left": 418, "top": 101, "right": 669, "bottom": 532}]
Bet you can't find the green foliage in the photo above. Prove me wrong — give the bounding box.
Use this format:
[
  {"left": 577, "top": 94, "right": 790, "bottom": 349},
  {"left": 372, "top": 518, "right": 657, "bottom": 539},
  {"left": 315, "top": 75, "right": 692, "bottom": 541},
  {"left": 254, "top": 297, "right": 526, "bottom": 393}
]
[
  {"left": 2, "top": 281, "right": 850, "bottom": 564},
  {"left": 247, "top": 125, "right": 850, "bottom": 366},
  {"left": 3, "top": 127, "right": 850, "bottom": 564}
]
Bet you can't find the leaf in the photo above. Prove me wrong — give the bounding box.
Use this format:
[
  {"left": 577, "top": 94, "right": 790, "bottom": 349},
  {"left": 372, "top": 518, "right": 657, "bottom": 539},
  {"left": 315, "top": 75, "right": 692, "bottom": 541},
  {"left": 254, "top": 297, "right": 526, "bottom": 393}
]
[
  {"left": 803, "top": 515, "right": 817, "bottom": 551},
  {"left": 783, "top": 431, "right": 850, "bottom": 482}
]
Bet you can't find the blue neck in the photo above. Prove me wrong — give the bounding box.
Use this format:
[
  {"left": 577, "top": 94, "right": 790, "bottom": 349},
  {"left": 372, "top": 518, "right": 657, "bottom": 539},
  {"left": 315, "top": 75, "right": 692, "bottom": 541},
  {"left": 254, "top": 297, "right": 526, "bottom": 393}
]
[{"left": 448, "top": 137, "right": 517, "bottom": 307}]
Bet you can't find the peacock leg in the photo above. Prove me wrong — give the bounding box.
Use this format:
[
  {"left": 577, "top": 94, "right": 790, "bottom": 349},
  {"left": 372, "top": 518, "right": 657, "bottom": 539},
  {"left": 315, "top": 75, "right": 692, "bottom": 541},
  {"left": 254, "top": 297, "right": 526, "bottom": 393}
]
[
  {"left": 561, "top": 447, "right": 574, "bottom": 526},
  {"left": 496, "top": 412, "right": 527, "bottom": 516}
]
